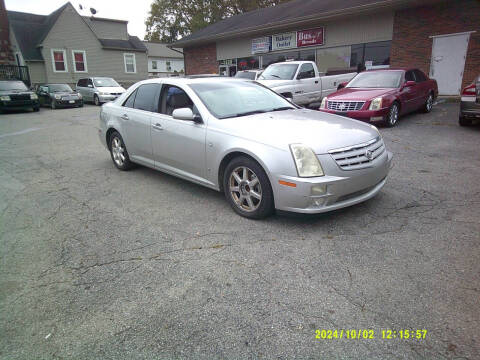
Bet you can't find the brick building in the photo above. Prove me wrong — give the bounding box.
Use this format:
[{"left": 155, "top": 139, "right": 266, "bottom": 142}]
[
  {"left": 0, "top": 0, "right": 14, "bottom": 64},
  {"left": 173, "top": 0, "right": 479, "bottom": 95}
]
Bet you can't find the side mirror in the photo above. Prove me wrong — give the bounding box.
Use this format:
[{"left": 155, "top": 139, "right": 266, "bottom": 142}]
[
  {"left": 172, "top": 107, "right": 202, "bottom": 123},
  {"left": 337, "top": 81, "right": 348, "bottom": 90},
  {"left": 404, "top": 81, "right": 416, "bottom": 87}
]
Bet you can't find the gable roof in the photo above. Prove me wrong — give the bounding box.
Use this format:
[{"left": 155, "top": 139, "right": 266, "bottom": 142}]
[
  {"left": 143, "top": 42, "right": 183, "bottom": 58},
  {"left": 7, "top": 1, "right": 146, "bottom": 61},
  {"left": 173, "top": 0, "right": 423, "bottom": 47}
]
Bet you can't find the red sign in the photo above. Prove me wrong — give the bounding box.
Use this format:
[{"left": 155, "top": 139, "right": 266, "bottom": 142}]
[{"left": 297, "top": 27, "right": 324, "bottom": 48}]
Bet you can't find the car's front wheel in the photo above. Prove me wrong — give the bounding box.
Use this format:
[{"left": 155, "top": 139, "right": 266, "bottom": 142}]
[
  {"left": 223, "top": 156, "right": 274, "bottom": 219},
  {"left": 385, "top": 102, "right": 399, "bottom": 127},
  {"left": 109, "top": 131, "right": 133, "bottom": 170}
]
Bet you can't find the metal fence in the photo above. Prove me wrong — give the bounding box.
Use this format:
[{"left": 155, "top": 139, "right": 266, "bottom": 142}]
[{"left": 0, "top": 65, "right": 31, "bottom": 87}]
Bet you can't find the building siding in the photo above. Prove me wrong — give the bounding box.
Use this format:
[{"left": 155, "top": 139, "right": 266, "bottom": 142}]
[
  {"left": 27, "top": 61, "right": 47, "bottom": 83},
  {"left": 148, "top": 57, "right": 184, "bottom": 73},
  {"left": 390, "top": 0, "right": 480, "bottom": 90},
  {"left": 0, "top": 0, "right": 13, "bottom": 64},
  {"left": 84, "top": 17, "right": 128, "bottom": 40},
  {"left": 40, "top": 3, "right": 147, "bottom": 87}
]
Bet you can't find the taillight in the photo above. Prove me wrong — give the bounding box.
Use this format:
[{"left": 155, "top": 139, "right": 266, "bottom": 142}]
[{"left": 462, "top": 83, "right": 476, "bottom": 96}]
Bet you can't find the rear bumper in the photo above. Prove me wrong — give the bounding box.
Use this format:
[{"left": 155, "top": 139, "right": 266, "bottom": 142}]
[
  {"left": 272, "top": 151, "right": 393, "bottom": 214},
  {"left": 460, "top": 99, "right": 480, "bottom": 118},
  {"left": 319, "top": 108, "right": 389, "bottom": 123}
]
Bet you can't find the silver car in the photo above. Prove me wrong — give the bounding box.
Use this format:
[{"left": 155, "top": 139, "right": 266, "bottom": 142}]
[
  {"left": 76, "top": 77, "right": 126, "bottom": 106},
  {"left": 98, "top": 78, "right": 392, "bottom": 218}
]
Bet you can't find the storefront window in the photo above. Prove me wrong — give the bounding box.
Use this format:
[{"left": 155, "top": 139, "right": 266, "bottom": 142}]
[
  {"left": 261, "top": 49, "right": 315, "bottom": 68},
  {"left": 350, "top": 41, "right": 391, "bottom": 69},
  {"left": 237, "top": 56, "right": 260, "bottom": 70}
]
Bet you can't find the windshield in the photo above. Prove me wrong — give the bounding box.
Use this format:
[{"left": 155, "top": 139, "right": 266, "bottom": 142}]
[
  {"left": 259, "top": 64, "right": 298, "bottom": 80},
  {"left": 235, "top": 72, "right": 256, "bottom": 80},
  {"left": 93, "top": 78, "right": 120, "bottom": 87},
  {"left": 190, "top": 81, "right": 296, "bottom": 119},
  {"left": 346, "top": 71, "right": 402, "bottom": 88},
  {"left": 0, "top": 81, "right": 28, "bottom": 91},
  {"left": 49, "top": 84, "right": 73, "bottom": 92}
]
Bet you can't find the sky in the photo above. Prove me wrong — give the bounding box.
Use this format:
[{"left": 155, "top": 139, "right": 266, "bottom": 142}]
[{"left": 5, "top": 0, "right": 153, "bottom": 39}]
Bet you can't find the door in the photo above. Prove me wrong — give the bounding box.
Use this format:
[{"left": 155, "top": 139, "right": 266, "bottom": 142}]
[
  {"left": 37, "top": 85, "right": 50, "bottom": 106},
  {"left": 399, "top": 70, "right": 420, "bottom": 113},
  {"left": 119, "top": 84, "right": 160, "bottom": 167},
  {"left": 295, "top": 63, "right": 319, "bottom": 104},
  {"left": 151, "top": 84, "right": 207, "bottom": 183},
  {"left": 430, "top": 32, "right": 471, "bottom": 95},
  {"left": 86, "top": 78, "right": 95, "bottom": 101}
]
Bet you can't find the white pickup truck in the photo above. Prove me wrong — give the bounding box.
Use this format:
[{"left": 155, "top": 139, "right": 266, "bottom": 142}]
[{"left": 257, "top": 61, "right": 356, "bottom": 106}]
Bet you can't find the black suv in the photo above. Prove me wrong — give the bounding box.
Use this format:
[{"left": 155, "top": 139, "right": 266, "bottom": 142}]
[{"left": 0, "top": 80, "right": 39, "bottom": 113}]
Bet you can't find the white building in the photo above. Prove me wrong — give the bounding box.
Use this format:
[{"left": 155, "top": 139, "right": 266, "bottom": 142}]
[{"left": 143, "top": 41, "right": 184, "bottom": 77}]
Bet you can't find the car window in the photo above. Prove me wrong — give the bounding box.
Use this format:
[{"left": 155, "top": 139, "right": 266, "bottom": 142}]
[
  {"left": 123, "top": 89, "right": 137, "bottom": 108},
  {"left": 298, "top": 63, "right": 315, "bottom": 79},
  {"left": 39, "top": 85, "right": 48, "bottom": 93},
  {"left": 87, "top": 79, "right": 93, "bottom": 87},
  {"left": 77, "top": 79, "right": 84, "bottom": 87},
  {"left": 346, "top": 71, "right": 403, "bottom": 88},
  {"left": 405, "top": 70, "right": 416, "bottom": 82},
  {"left": 159, "top": 85, "right": 194, "bottom": 116},
  {"left": 133, "top": 83, "right": 161, "bottom": 112},
  {"left": 413, "top": 69, "right": 427, "bottom": 82},
  {"left": 0, "top": 81, "right": 28, "bottom": 91}
]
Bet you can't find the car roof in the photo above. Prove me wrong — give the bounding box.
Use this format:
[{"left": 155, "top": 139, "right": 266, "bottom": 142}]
[{"left": 135, "top": 77, "right": 250, "bottom": 87}]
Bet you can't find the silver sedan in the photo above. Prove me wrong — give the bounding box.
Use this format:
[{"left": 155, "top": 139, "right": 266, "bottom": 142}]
[{"left": 98, "top": 77, "right": 393, "bottom": 219}]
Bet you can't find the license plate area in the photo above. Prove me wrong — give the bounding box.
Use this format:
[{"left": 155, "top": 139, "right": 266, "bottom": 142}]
[{"left": 69, "top": 100, "right": 75, "bottom": 103}]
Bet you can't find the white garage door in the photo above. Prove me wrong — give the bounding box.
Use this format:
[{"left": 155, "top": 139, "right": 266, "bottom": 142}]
[{"left": 429, "top": 32, "right": 472, "bottom": 95}]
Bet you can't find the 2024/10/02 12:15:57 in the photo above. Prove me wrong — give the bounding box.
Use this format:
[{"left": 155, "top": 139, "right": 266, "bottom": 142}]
[{"left": 315, "top": 329, "right": 428, "bottom": 340}]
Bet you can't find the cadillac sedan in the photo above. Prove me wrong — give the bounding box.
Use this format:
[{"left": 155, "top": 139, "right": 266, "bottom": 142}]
[{"left": 99, "top": 78, "right": 392, "bottom": 219}]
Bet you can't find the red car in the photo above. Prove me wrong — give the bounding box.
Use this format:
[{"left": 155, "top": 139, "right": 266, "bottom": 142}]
[{"left": 319, "top": 68, "right": 438, "bottom": 127}]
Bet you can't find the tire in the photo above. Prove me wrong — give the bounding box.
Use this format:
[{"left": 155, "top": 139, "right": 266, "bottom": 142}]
[
  {"left": 94, "top": 95, "right": 100, "bottom": 106},
  {"left": 109, "top": 131, "right": 134, "bottom": 170},
  {"left": 385, "top": 102, "right": 400, "bottom": 127},
  {"left": 459, "top": 116, "right": 472, "bottom": 126},
  {"left": 50, "top": 101, "right": 56, "bottom": 110},
  {"left": 223, "top": 156, "right": 274, "bottom": 219},
  {"left": 422, "top": 93, "right": 434, "bottom": 113}
]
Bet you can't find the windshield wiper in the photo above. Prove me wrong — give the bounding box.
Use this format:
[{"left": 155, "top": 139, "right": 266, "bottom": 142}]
[
  {"left": 223, "top": 110, "right": 267, "bottom": 119},
  {"left": 271, "top": 106, "right": 295, "bottom": 112},
  {"left": 268, "top": 74, "right": 281, "bottom": 79}
]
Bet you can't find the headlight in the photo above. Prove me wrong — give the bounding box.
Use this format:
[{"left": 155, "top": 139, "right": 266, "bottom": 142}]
[
  {"left": 30, "top": 93, "right": 38, "bottom": 100},
  {"left": 77, "top": 93, "right": 82, "bottom": 98},
  {"left": 320, "top": 97, "right": 327, "bottom": 109},
  {"left": 0, "top": 95, "right": 11, "bottom": 101},
  {"left": 369, "top": 97, "right": 383, "bottom": 110},
  {"left": 290, "top": 144, "right": 324, "bottom": 177},
  {"left": 54, "top": 94, "right": 61, "bottom": 100}
]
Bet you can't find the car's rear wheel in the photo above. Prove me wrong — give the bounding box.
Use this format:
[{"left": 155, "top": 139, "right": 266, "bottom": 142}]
[
  {"left": 223, "top": 156, "right": 274, "bottom": 219},
  {"left": 385, "top": 102, "right": 399, "bottom": 127},
  {"left": 94, "top": 95, "right": 100, "bottom": 106},
  {"left": 422, "top": 93, "right": 434, "bottom": 113},
  {"left": 109, "top": 131, "right": 133, "bottom": 170},
  {"left": 459, "top": 116, "right": 472, "bottom": 126}
]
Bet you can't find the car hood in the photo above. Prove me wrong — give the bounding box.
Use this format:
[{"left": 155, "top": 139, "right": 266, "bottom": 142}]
[
  {"left": 50, "top": 91, "right": 78, "bottom": 96},
  {"left": 213, "top": 109, "right": 379, "bottom": 154},
  {"left": 97, "top": 86, "right": 126, "bottom": 93},
  {"left": 328, "top": 88, "right": 397, "bottom": 101},
  {"left": 256, "top": 79, "right": 295, "bottom": 88}
]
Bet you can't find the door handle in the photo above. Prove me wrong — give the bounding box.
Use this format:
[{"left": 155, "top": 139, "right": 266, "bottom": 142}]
[
  {"left": 152, "top": 123, "right": 163, "bottom": 130},
  {"left": 120, "top": 114, "right": 129, "bottom": 120}
]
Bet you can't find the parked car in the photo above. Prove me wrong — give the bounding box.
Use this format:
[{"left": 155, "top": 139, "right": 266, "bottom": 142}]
[
  {"left": 0, "top": 80, "right": 39, "bottom": 113},
  {"left": 37, "top": 83, "right": 83, "bottom": 109},
  {"left": 98, "top": 78, "right": 392, "bottom": 219},
  {"left": 257, "top": 61, "right": 356, "bottom": 105},
  {"left": 76, "top": 77, "right": 126, "bottom": 106},
  {"left": 319, "top": 68, "right": 438, "bottom": 127},
  {"left": 459, "top": 75, "right": 480, "bottom": 126},
  {"left": 235, "top": 70, "right": 263, "bottom": 80}
]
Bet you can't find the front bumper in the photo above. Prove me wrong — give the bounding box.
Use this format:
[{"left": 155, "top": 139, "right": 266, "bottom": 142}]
[
  {"left": 1, "top": 99, "right": 39, "bottom": 110},
  {"left": 319, "top": 108, "right": 389, "bottom": 123},
  {"left": 98, "top": 94, "right": 121, "bottom": 102},
  {"left": 54, "top": 99, "right": 83, "bottom": 107},
  {"left": 272, "top": 151, "right": 393, "bottom": 214}
]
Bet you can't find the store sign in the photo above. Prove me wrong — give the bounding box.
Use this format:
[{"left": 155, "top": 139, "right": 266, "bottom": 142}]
[
  {"left": 271, "top": 32, "right": 297, "bottom": 51},
  {"left": 297, "top": 27, "right": 324, "bottom": 47},
  {"left": 251, "top": 37, "right": 271, "bottom": 54}
]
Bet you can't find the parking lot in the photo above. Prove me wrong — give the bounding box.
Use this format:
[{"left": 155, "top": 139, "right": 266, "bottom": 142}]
[{"left": 0, "top": 103, "right": 479, "bottom": 359}]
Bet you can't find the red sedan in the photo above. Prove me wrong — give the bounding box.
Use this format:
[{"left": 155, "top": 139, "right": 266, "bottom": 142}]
[{"left": 319, "top": 68, "right": 438, "bottom": 127}]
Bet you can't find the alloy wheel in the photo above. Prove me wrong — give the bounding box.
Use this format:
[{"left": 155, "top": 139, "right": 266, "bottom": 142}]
[
  {"left": 426, "top": 95, "right": 433, "bottom": 112},
  {"left": 111, "top": 137, "right": 125, "bottom": 166},
  {"left": 389, "top": 104, "right": 399, "bottom": 126},
  {"left": 229, "top": 166, "right": 262, "bottom": 212}
]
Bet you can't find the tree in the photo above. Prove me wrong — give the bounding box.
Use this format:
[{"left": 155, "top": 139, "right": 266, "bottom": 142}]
[{"left": 145, "top": 0, "right": 289, "bottom": 43}]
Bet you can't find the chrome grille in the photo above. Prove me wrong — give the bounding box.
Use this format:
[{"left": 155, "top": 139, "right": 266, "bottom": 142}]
[
  {"left": 10, "top": 94, "right": 30, "bottom": 101},
  {"left": 327, "top": 100, "right": 365, "bottom": 111},
  {"left": 329, "top": 137, "right": 385, "bottom": 170}
]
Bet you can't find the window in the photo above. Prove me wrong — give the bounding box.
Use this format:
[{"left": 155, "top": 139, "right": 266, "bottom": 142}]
[
  {"left": 346, "top": 71, "right": 403, "bottom": 89},
  {"left": 151, "top": 60, "right": 157, "bottom": 70},
  {"left": 405, "top": 70, "right": 416, "bottom": 82},
  {"left": 413, "top": 69, "right": 428, "bottom": 82},
  {"left": 132, "top": 84, "right": 161, "bottom": 112},
  {"left": 160, "top": 85, "right": 194, "bottom": 116},
  {"left": 123, "top": 89, "right": 137, "bottom": 108},
  {"left": 350, "top": 41, "right": 391, "bottom": 68},
  {"left": 261, "top": 50, "right": 315, "bottom": 68},
  {"left": 77, "top": 79, "right": 87, "bottom": 87},
  {"left": 237, "top": 56, "right": 260, "bottom": 70},
  {"left": 72, "top": 50, "right": 87, "bottom": 72},
  {"left": 298, "top": 63, "right": 315, "bottom": 79},
  {"left": 87, "top": 78, "right": 94, "bottom": 87},
  {"left": 124, "top": 53, "right": 136, "bottom": 73},
  {"left": 166, "top": 61, "right": 171, "bottom": 72},
  {"left": 51, "top": 49, "right": 67, "bottom": 72}
]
